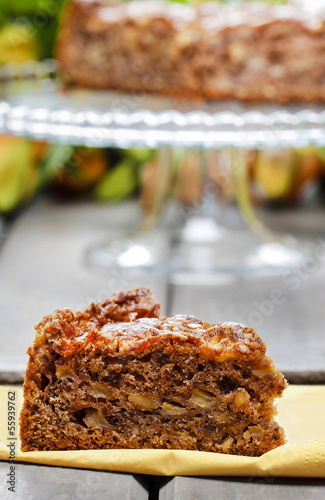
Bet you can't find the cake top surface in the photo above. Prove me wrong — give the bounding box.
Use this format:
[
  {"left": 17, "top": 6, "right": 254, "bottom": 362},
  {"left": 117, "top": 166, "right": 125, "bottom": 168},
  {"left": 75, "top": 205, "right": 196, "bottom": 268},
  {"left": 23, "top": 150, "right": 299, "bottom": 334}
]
[
  {"left": 99, "top": 1, "right": 196, "bottom": 23},
  {"left": 98, "top": 315, "right": 263, "bottom": 357},
  {"left": 74, "top": 0, "right": 325, "bottom": 31},
  {"left": 33, "top": 288, "right": 276, "bottom": 371},
  {"left": 197, "top": 1, "right": 325, "bottom": 31}
]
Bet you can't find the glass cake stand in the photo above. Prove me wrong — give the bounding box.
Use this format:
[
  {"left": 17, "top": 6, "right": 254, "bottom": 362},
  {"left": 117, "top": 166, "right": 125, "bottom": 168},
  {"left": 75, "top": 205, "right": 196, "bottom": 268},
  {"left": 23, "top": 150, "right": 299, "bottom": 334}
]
[{"left": 1, "top": 60, "right": 324, "bottom": 279}]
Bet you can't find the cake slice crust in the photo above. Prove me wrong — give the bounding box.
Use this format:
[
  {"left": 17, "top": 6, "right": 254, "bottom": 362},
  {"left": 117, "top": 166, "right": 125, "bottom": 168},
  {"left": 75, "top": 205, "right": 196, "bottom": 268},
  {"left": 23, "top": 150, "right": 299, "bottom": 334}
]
[{"left": 20, "top": 288, "right": 287, "bottom": 456}]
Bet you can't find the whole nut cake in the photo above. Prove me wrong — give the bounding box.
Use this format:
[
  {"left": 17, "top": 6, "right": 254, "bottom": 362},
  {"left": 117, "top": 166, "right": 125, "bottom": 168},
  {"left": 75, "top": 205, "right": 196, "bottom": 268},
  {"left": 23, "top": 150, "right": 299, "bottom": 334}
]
[
  {"left": 20, "top": 288, "right": 287, "bottom": 456},
  {"left": 56, "top": 0, "right": 325, "bottom": 102}
]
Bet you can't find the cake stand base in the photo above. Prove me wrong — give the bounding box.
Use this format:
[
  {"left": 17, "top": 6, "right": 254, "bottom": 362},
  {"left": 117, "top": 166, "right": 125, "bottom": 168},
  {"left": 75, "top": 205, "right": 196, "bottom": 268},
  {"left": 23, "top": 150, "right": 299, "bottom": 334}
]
[{"left": 85, "top": 215, "right": 310, "bottom": 283}]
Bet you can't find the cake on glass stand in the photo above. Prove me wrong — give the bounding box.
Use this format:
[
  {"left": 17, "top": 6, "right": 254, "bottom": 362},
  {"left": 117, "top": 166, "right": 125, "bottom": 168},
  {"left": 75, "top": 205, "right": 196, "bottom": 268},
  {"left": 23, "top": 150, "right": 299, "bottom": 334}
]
[{"left": 0, "top": 60, "right": 324, "bottom": 281}]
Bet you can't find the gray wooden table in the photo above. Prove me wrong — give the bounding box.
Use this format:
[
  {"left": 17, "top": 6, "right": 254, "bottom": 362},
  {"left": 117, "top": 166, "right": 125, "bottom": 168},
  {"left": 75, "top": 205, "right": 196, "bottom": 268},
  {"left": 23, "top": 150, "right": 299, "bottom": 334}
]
[
  {"left": 0, "top": 196, "right": 324, "bottom": 498},
  {"left": 0, "top": 462, "right": 150, "bottom": 500},
  {"left": 159, "top": 476, "right": 325, "bottom": 499}
]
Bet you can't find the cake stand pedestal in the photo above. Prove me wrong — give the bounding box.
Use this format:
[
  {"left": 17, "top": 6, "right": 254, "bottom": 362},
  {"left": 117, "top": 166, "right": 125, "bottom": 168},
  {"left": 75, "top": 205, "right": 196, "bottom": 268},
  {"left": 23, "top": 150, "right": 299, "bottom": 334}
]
[{"left": 1, "top": 60, "right": 324, "bottom": 280}]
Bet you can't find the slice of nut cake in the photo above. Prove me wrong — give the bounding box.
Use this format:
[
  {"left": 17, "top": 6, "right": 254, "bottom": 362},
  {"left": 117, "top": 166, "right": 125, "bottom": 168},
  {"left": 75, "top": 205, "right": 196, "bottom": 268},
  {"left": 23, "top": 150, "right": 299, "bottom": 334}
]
[{"left": 20, "top": 288, "right": 287, "bottom": 456}]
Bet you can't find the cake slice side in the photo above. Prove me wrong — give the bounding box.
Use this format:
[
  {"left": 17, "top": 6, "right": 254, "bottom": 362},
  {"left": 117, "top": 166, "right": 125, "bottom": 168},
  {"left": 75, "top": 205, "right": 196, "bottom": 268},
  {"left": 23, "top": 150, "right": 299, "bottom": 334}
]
[{"left": 20, "top": 290, "right": 287, "bottom": 456}]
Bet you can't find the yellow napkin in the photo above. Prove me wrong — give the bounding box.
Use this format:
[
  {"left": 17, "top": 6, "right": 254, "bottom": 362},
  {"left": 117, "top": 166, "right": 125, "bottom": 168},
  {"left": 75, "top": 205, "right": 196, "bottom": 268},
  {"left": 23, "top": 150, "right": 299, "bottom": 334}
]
[{"left": 0, "top": 385, "right": 324, "bottom": 477}]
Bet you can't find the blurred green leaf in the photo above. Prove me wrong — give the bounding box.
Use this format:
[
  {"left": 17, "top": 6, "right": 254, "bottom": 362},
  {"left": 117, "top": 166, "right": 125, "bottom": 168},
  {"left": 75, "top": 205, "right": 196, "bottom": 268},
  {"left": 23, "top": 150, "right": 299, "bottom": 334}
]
[
  {"left": 0, "top": 10, "right": 6, "bottom": 29},
  {"left": 125, "top": 148, "right": 154, "bottom": 164},
  {"left": 39, "top": 144, "right": 75, "bottom": 185},
  {"left": 0, "top": 1, "right": 48, "bottom": 17},
  {"left": 315, "top": 148, "right": 325, "bottom": 165},
  {"left": 95, "top": 159, "right": 138, "bottom": 203},
  {"left": 34, "top": 19, "right": 59, "bottom": 59}
]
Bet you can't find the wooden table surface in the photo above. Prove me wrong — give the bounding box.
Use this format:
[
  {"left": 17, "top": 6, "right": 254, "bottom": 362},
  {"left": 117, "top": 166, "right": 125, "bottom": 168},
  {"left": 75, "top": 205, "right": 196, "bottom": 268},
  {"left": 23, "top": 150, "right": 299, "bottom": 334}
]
[{"left": 0, "top": 196, "right": 324, "bottom": 498}]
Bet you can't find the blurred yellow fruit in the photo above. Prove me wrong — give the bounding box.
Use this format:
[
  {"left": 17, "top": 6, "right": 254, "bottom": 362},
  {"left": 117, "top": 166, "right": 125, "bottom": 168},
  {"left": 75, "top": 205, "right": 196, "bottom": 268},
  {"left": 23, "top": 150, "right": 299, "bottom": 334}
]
[
  {"left": 0, "top": 135, "right": 39, "bottom": 212},
  {"left": 0, "top": 23, "right": 38, "bottom": 64},
  {"left": 253, "top": 149, "right": 296, "bottom": 200},
  {"left": 32, "top": 141, "right": 48, "bottom": 163},
  {"left": 252, "top": 148, "right": 324, "bottom": 204},
  {"left": 52, "top": 148, "right": 107, "bottom": 196}
]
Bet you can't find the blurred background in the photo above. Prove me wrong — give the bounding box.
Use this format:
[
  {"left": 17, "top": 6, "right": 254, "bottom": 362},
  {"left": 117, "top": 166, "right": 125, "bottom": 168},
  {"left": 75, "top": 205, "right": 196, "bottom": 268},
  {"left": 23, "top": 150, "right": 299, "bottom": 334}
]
[{"left": 1, "top": 0, "right": 325, "bottom": 217}]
